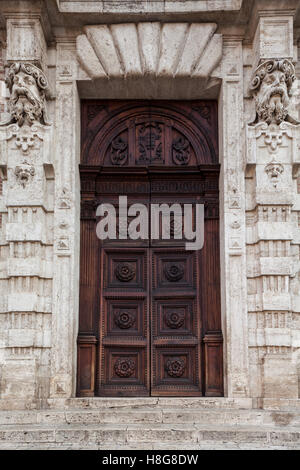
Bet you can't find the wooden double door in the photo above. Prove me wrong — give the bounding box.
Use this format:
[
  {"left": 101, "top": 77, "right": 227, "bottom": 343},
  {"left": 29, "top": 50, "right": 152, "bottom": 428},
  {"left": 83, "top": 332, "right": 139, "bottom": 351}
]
[{"left": 78, "top": 100, "right": 223, "bottom": 397}]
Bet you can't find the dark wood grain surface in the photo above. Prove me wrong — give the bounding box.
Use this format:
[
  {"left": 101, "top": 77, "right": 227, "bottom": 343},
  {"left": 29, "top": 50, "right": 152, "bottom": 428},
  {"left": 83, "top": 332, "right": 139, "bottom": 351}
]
[{"left": 78, "top": 101, "right": 223, "bottom": 397}]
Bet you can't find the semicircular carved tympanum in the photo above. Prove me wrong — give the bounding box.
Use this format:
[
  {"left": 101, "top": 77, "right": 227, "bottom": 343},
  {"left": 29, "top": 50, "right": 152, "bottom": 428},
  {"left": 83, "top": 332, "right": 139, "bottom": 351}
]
[{"left": 81, "top": 101, "right": 218, "bottom": 167}]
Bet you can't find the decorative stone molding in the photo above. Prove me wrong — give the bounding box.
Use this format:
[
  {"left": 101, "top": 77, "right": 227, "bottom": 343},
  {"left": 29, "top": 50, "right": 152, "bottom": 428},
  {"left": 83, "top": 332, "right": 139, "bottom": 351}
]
[
  {"left": 58, "top": 0, "right": 243, "bottom": 14},
  {"left": 58, "top": 186, "right": 72, "bottom": 209},
  {"left": 50, "top": 43, "right": 81, "bottom": 398},
  {"left": 5, "top": 123, "right": 45, "bottom": 155},
  {"left": 246, "top": 116, "right": 300, "bottom": 398},
  {"left": 230, "top": 218, "right": 242, "bottom": 230},
  {"left": 2, "top": 62, "right": 50, "bottom": 127},
  {"left": 253, "top": 16, "right": 294, "bottom": 62},
  {"left": 5, "top": 17, "right": 48, "bottom": 71},
  {"left": 249, "top": 59, "right": 299, "bottom": 125},
  {"left": 218, "top": 39, "right": 250, "bottom": 397},
  {"left": 247, "top": 121, "right": 300, "bottom": 170}
]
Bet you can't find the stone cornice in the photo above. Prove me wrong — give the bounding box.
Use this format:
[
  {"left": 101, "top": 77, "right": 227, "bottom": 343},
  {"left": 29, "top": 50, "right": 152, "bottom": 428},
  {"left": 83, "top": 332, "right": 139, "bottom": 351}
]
[
  {"left": 57, "top": 0, "right": 243, "bottom": 14},
  {"left": 245, "top": 3, "right": 299, "bottom": 43},
  {"left": 0, "top": 3, "right": 53, "bottom": 43}
]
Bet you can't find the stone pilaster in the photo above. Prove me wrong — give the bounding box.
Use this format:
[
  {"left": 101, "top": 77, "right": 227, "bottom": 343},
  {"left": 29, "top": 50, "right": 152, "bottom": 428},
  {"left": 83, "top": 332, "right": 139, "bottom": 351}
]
[
  {"left": 49, "top": 39, "right": 80, "bottom": 398},
  {"left": 246, "top": 11, "right": 300, "bottom": 399},
  {"left": 246, "top": 121, "right": 300, "bottom": 398},
  {"left": 0, "top": 8, "right": 54, "bottom": 402},
  {"left": 219, "top": 39, "right": 250, "bottom": 397}
]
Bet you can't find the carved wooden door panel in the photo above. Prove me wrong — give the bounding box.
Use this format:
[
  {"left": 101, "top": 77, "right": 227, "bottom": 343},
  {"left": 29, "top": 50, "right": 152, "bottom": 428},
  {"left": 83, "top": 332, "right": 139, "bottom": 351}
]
[
  {"left": 150, "top": 181, "right": 201, "bottom": 396},
  {"left": 96, "top": 178, "right": 151, "bottom": 396},
  {"left": 78, "top": 101, "right": 223, "bottom": 397},
  {"left": 149, "top": 175, "right": 222, "bottom": 396}
]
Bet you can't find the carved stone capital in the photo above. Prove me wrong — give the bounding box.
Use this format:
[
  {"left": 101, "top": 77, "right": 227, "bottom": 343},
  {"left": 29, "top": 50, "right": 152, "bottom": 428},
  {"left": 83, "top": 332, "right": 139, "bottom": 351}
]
[
  {"left": 2, "top": 62, "right": 51, "bottom": 127},
  {"left": 249, "top": 59, "right": 299, "bottom": 126}
]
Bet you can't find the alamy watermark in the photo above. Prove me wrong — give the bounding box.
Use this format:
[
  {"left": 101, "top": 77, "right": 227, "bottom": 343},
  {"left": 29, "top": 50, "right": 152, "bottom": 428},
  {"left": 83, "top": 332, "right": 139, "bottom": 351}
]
[{"left": 96, "top": 196, "right": 204, "bottom": 251}]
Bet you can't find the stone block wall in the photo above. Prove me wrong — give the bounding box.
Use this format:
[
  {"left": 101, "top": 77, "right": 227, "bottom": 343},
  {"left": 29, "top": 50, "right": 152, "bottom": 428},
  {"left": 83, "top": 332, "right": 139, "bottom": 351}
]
[
  {"left": 0, "top": 0, "right": 299, "bottom": 407},
  {"left": 0, "top": 121, "right": 55, "bottom": 401}
]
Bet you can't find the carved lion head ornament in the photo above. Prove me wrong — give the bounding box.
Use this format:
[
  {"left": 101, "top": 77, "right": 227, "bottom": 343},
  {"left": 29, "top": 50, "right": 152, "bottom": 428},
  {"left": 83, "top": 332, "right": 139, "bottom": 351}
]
[
  {"left": 249, "top": 59, "right": 299, "bottom": 126},
  {"left": 4, "top": 62, "right": 51, "bottom": 127}
]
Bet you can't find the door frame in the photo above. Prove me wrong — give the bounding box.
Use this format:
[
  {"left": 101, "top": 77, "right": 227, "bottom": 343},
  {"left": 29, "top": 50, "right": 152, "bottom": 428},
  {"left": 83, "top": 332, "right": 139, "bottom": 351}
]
[
  {"left": 49, "top": 38, "right": 251, "bottom": 400},
  {"left": 77, "top": 100, "right": 223, "bottom": 397}
]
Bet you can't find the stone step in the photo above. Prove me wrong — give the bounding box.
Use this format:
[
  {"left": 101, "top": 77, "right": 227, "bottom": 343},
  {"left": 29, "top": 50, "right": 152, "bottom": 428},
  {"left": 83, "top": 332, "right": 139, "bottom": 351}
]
[
  {"left": 1, "top": 399, "right": 300, "bottom": 449},
  {"left": 46, "top": 397, "right": 254, "bottom": 410},
  {"left": 0, "top": 442, "right": 298, "bottom": 450},
  {"left": 2, "top": 397, "right": 300, "bottom": 412},
  {"left": 0, "top": 397, "right": 254, "bottom": 411},
  {"left": 0, "top": 423, "right": 299, "bottom": 450},
  {"left": 1, "top": 407, "right": 300, "bottom": 427}
]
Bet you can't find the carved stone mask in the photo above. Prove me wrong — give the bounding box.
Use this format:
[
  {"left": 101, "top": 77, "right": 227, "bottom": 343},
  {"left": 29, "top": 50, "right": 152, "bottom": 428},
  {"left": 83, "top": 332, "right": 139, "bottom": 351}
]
[
  {"left": 5, "top": 63, "right": 50, "bottom": 127},
  {"left": 258, "top": 70, "right": 289, "bottom": 124},
  {"left": 265, "top": 161, "right": 284, "bottom": 187},
  {"left": 249, "top": 59, "right": 297, "bottom": 125},
  {"left": 15, "top": 161, "right": 35, "bottom": 188}
]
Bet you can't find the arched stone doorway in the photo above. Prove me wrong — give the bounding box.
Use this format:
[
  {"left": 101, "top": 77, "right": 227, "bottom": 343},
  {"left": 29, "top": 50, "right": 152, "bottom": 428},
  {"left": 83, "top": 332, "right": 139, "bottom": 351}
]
[{"left": 47, "top": 22, "right": 250, "bottom": 401}]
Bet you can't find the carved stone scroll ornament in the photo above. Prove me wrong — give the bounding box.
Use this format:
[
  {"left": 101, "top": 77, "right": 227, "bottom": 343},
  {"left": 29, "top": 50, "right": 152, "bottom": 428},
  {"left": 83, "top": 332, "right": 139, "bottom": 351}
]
[
  {"left": 249, "top": 59, "right": 299, "bottom": 126},
  {"left": 1, "top": 62, "right": 51, "bottom": 127}
]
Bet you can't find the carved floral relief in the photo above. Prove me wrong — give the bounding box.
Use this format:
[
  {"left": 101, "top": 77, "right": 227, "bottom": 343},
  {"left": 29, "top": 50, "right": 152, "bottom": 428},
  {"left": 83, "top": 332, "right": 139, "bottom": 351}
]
[
  {"left": 165, "top": 357, "right": 186, "bottom": 377},
  {"left": 114, "top": 310, "right": 136, "bottom": 329},
  {"left": 164, "top": 310, "right": 185, "bottom": 329},
  {"left": 114, "top": 358, "right": 136, "bottom": 378},
  {"left": 110, "top": 136, "right": 128, "bottom": 165},
  {"left": 115, "top": 263, "right": 136, "bottom": 282},
  {"left": 172, "top": 136, "right": 191, "bottom": 165},
  {"left": 164, "top": 263, "right": 184, "bottom": 282}
]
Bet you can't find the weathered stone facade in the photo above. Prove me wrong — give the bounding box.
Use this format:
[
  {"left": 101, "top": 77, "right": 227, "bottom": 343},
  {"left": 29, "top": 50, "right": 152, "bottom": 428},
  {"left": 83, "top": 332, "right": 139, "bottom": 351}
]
[{"left": 0, "top": 0, "right": 300, "bottom": 437}]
